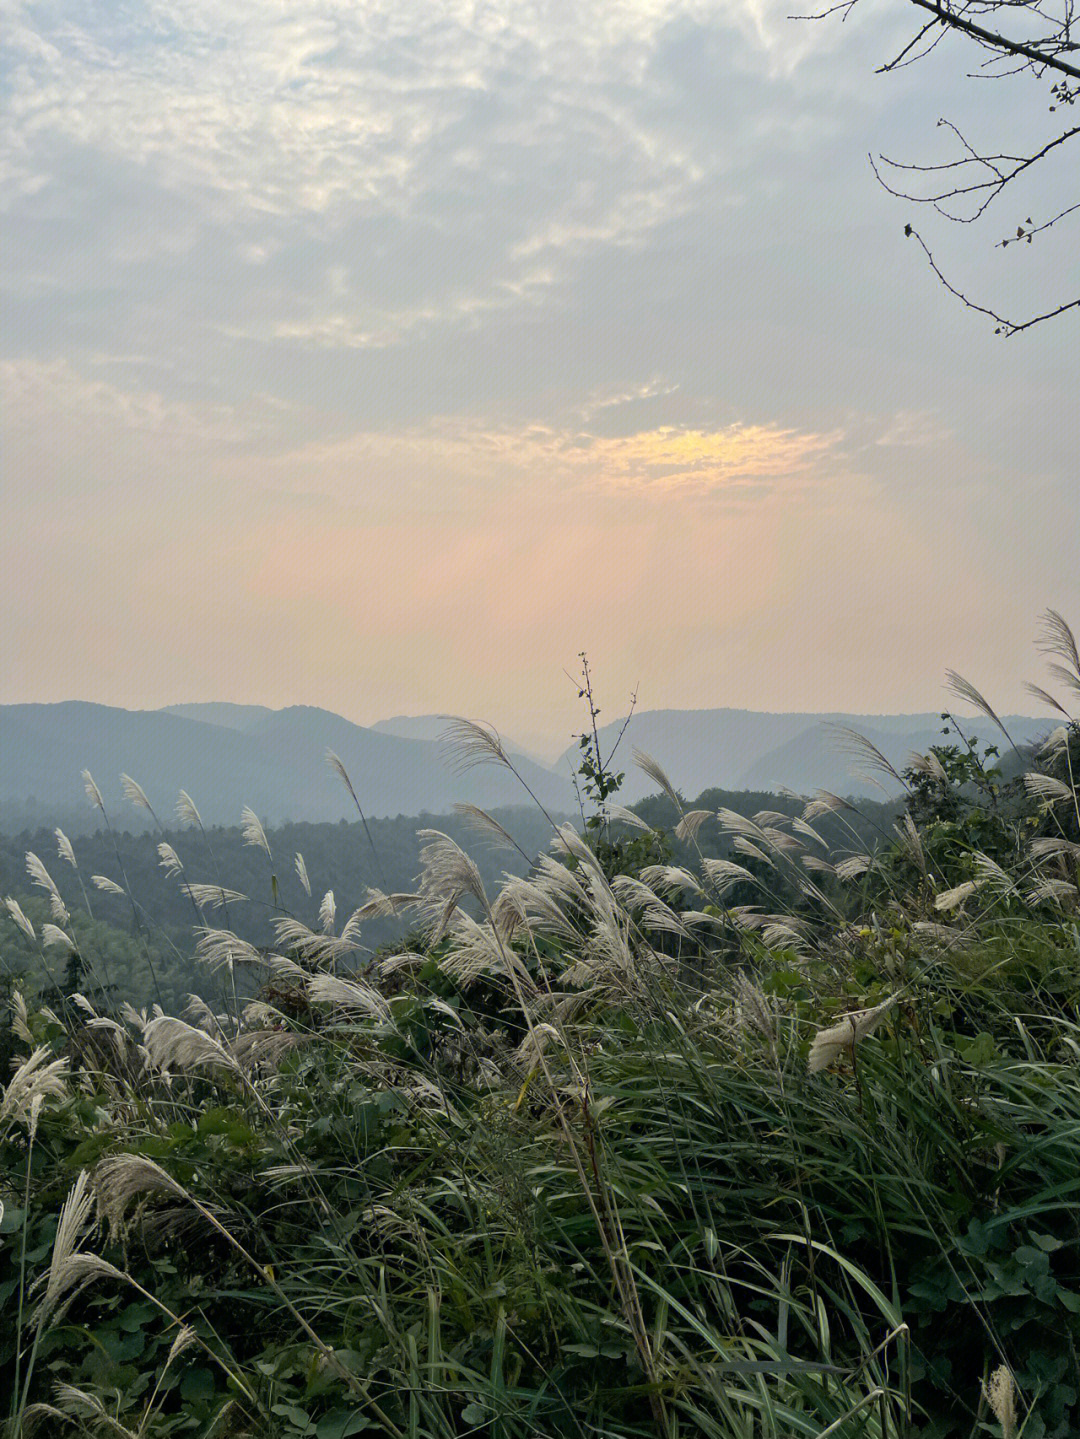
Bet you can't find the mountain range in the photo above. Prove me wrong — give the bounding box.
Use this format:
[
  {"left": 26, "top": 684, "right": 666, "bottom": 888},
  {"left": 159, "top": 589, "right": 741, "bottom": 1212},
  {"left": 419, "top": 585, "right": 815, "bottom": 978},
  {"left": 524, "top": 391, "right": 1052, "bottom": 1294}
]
[{"left": 0, "top": 700, "right": 1053, "bottom": 834}]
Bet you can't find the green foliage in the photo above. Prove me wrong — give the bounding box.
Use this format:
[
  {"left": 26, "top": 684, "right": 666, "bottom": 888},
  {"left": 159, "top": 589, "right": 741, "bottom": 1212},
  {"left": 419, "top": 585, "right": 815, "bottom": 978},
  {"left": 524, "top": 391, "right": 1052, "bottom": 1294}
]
[{"left": 4, "top": 635, "right": 1080, "bottom": 1437}]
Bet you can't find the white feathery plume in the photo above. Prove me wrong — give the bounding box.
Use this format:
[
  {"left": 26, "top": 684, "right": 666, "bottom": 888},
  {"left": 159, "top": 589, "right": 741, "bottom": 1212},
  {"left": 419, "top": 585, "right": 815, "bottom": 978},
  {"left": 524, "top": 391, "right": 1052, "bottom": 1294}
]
[
  {"left": 835, "top": 855, "right": 872, "bottom": 881},
  {"left": 633, "top": 748, "right": 681, "bottom": 808},
  {"left": 1025, "top": 681, "right": 1071, "bottom": 718},
  {"left": 803, "top": 791, "right": 854, "bottom": 820},
  {"left": 195, "top": 928, "right": 264, "bottom": 971},
  {"left": 307, "top": 973, "right": 391, "bottom": 1023},
  {"left": 272, "top": 916, "right": 358, "bottom": 964},
  {"left": 983, "top": 1365, "right": 1018, "bottom": 1439},
  {"left": 164, "top": 1324, "right": 198, "bottom": 1369},
  {"left": 674, "top": 810, "right": 712, "bottom": 843},
  {"left": 945, "top": 671, "right": 1011, "bottom": 740},
  {"left": 451, "top": 803, "right": 533, "bottom": 863},
  {"left": 1038, "top": 609, "right": 1080, "bottom": 690},
  {"left": 417, "top": 829, "right": 488, "bottom": 939},
  {"left": 1030, "top": 836, "right": 1080, "bottom": 861},
  {"left": 701, "top": 857, "right": 760, "bottom": 891},
  {"left": 439, "top": 717, "right": 513, "bottom": 773},
  {"left": 1039, "top": 725, "right": 1071, "bottom": 757},
  {"left": 1024, "top": 771, "right": 1074, "bottom": 805},
  {"left": 638, "top": 864, "right": 702, "bottom": 897},
  {"left": 26, "top": 852, "right": 65, "bottom": 915},
  {"left": 93, "top": 1153, "right": 187, "bottom": 1235},
  {"left": 295, "top": 852, "right": 311, "bottom": 896},
  {"left": 606, "top": 804, "right": 653, "bottom": 832},
  {"left": 91, "top": 875, "right": 125, "bottom": 896},
  {"left": 972, "top": 852, "right": 1017, "bottom": 896},
  {"left": 12, "top": 990, "right": 34, "bottom": 1045},
  {"left": 175, "top": 790, "right": 203, "bottom": 830},
  {"left": 907, "top": 750, "right": 950, "bottom": 784},
  {"left": 791, "top": 817, "right": 828, "bottom": 849},
  {"left": 82, "top": 771, "right": 105, "bottom": 812},
  {"left": 830, "top": 726, "right": 906, "bottom": 790},
  {"left": 240, "top": 807, "right": 272, "bottom": 859},
  {"left": 4, "top": 897, "right": 36, "bottom": 941},
  {"left": 55, "top": 829, "right": 78, "bottom": 868},
  {"left": 808, "top": 996, "right": 897, "bottom": 1073},
  {"left": 157, "top": 843, "right": 184, "bottom": 878},
  {"left": 732, "top": 972, "right": 776, "bottom": 1042},
  {"left": 801, "top": 855, "right": 836, "bottom": 874},
  {"left": 120, "top": 773, "right": 155, "bottom": 814},
  {"left": 934, "top": 880, "right": 982, "bottom": 912},
  {"left": 35, "top": 1169, "right": 97, "bottom": 1325},
  {"left": 731, "top": 837, "right": 775, "bottom": 868},
  {"left": 1, "top": 1046, "right": 69, "bottom": 1129},
  {"left": 143, "top": 1016, "right": 240, "bottom": 1074},
  {"left": 41, "top": 923, "right": 76, "bottom": 953},
  {"left": 894, "top": 813, "right": 927, "bottom": 875},
  {"left": 183, "top": 883, "right": 249, "bottom": 912},
  {"left": 319, "top": 889, "right": 336, "bottom": 933}
]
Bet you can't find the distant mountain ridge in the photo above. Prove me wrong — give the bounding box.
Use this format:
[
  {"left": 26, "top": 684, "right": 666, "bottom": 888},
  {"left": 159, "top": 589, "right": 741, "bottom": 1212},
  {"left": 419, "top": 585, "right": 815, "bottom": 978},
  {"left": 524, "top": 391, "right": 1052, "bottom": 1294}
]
[
  {"left": 0, "top": 700, "right": 1053, "bottom": 834},
  {"left": 556, "top": 707, "right": 1053, "bottom": 803},
  {"left": 0, "top": 702, "right": 575, "bottom": 833}
]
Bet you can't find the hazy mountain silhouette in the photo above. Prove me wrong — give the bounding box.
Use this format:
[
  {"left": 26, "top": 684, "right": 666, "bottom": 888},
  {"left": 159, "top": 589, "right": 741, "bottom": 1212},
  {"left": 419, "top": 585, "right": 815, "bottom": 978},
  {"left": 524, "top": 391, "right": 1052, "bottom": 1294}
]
[
  {"left": 0, "top": 703, "right": 574, "bottom": 832},
  {"left": 2, "top": 701, "right": 1053, "bottom": 835},
  {"left": 558, "top": 708, "right": 1051, "bottom": 802}
]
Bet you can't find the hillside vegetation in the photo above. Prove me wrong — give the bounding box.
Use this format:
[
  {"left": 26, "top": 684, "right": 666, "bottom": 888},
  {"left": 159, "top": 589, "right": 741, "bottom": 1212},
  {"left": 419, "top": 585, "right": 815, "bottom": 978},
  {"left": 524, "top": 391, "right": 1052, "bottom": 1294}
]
[{"left": 2, "top": 622, "right": 1079, "bottom": 1438}]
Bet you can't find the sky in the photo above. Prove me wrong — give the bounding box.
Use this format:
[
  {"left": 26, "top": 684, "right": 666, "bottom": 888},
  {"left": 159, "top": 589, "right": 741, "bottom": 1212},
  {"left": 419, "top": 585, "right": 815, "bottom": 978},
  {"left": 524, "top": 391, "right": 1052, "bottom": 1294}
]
[{"left": 3, "top": 0, "right": 1077, "bottom": 753}]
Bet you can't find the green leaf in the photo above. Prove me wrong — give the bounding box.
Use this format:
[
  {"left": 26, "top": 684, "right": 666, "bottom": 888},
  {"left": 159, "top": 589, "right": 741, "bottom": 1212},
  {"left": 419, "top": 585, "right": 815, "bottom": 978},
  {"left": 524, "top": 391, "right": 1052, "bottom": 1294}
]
[
  {"left": 180, "top": 1367, "right": 218, "bottom": 1403},
  {"left": 316, "top": 1409, "right": 370, "bottom": 1438}
]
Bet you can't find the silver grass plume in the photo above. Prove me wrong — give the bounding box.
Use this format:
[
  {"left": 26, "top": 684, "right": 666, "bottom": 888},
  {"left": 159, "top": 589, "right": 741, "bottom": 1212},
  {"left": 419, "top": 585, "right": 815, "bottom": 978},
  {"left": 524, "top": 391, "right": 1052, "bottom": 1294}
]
[
  {"left": 440, "top": 717, "right": 513, "bottom": 773},
  {"left": 93, "top": 1153, "right": 187, "bottom": 1235},
  {"left": 701, "top": 857, "right": 761, "bottom": 891},
  {"left": 674, "top": 809, "right": 712, "bottom": 843},
  {"left": 731, "top": 837, "right": 775, "bottom": 868},
  {"left": 175, "top": 790, "right": 203, "bottom": 830},
  {"left": 307, "top": 973, "right": 391, "bottom": 1023},
  {"left": 791, "top": 817, "right": 828, "bottom": 849},
  {"left": 319, "top": 890, "right": 336, "bottom": 933},
  {"left": 42, "top": 923, "right": 76, "bottom": 953},
  {"left": 55, "top": 829, "right": 78, "bottom": 868},
  {"left": 945, "top": 671, "right": 1011, "bottom": 741},
  {"left": 803, "top": 791, "right": 854, "bottom": 821},
  {"left": 120, "top": 773, "right": 156, "bottom": 816},
  {"left": 1, "top": 1047, "right": 69, "bottom": 1130},
  {"left": 1040, "top": 725, "right": 1071, "bottom": 757},
  {"left": 36, "top": 1170, "right": 96, "bottom": 1326},
  {"left": 935, "top": 880, "right": 982, "bottom": 912},
  {"left": 983, "top": 1364, "right": 1018, "bottom": 1439},
  {"left": 907, "top": 750, "right": 950, "bottom": 784},
  {"left": 830, "top": 726, "right": 906, "bottom": 790},
  {"left": 808, "top": 996, "right": 897, "bottom": 1073},
  {"left": 1038, "top": 608, "right": 1080, "bottom": 691},
  {"left": 1025, "top": 680, "right": 1071, "bottom": 717},
  {"left": 195, "top": 927, "right": 264, "bottom": 972},
  {"left": 82, "top": 771, "right": 105, "bottom": 812},
  {"left": 91, "top": 875, "right": 125, "bottom": 896},
  {"left": 453, "top": 803, "right": 531, "bottom": 860},
  {"left": 142, "top": 1017, "right": 240, "bottom": 1074},
  {"left": 1024, "top": 771, "right": 1074, "bottom": 805},
  {"left": 4, "top": 896, "right": 36, "bottom": 941},
  {"left": 606, "top": 804, "right": 653, "bottom": 832},
  {"left": 240, "top": 806, "right": 272, "bottom": 859},
  {"left": 272, "top": 916, "right": 358, "bottom": 965},
  {"left": 733, "top": 971, "right": 776, "bottom": 1043},
  {"left": 835, "top": 855, "right": 872, "bottom": 881},
  {"left": 633, "top": 748, "right": 681, "bottom": 808},
  {"left": 183, "top": 883, "right": 249, "bottom": 912},
  {"left": 417, "top": 830, "right": 488, "bottom": 939},
  {"left": 26, "top": 852, "right": 68, "bottom": 923},
  {"left": 157, "top": 842, "right": 184, "bottom": 878},
  {"left": 295, "top": 852, "right": 311, "bottom": 896}
]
